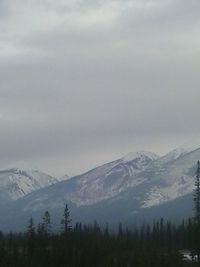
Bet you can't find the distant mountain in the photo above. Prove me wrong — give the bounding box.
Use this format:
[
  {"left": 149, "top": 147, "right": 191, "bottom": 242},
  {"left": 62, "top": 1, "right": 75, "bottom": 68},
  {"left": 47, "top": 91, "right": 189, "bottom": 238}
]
[
  {"left": 0, "top": 168, "right": 60, "bottom": 205},
  {"left": 0, "top": 144, "right": 199, "bottom": 231},
  {"left": 58, "top": 151, "right": 159, "bottom": 207}
]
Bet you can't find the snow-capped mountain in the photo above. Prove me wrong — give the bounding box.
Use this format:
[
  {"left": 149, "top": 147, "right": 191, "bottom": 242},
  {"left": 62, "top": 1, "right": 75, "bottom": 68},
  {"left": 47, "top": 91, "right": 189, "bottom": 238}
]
[
  {"left": 50, "top": 146, "right": 196, "bottom": 210},
  {"left": 60, "top": 151, "right": 159, "bottom": 207},
  {"left": 0, "top": 144, "right": 199, "bottom": 231},
  {"left": 0, "top": 168, "right": 60, "bottom": 204}
]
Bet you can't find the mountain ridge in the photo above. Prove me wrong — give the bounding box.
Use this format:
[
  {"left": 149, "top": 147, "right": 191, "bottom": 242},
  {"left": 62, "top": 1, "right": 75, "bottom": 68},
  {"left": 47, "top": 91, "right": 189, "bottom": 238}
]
[{"left": 0, "top": 143, "right": 199, "bottom": 230}]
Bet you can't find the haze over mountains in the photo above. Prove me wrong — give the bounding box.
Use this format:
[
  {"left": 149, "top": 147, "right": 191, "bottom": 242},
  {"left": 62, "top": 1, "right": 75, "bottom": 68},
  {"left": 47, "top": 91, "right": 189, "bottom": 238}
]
[{"left": 0, "top": 143, "right": 199, "bottom": 231}]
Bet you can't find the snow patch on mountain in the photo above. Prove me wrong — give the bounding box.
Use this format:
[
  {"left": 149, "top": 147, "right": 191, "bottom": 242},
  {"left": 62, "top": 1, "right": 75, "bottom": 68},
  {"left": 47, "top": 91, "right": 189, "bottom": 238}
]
[{"left": 141, "top": 176, "right": 195, "bottom": 208}]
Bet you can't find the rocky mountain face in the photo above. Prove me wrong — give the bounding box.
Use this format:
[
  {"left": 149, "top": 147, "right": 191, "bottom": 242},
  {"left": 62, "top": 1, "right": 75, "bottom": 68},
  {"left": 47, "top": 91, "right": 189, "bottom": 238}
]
[
  {"left": 0, "top": 144, "right": 199, "bottom": 231},
  {"left": 0, "top": 168, "right": 60, "bottom": 205}
]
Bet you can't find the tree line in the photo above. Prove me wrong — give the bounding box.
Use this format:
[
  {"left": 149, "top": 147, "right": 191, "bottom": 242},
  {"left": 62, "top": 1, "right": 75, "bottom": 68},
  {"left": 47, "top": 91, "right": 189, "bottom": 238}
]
[{"left": 0, "top": 208, "right": 199, "bottom": 266}]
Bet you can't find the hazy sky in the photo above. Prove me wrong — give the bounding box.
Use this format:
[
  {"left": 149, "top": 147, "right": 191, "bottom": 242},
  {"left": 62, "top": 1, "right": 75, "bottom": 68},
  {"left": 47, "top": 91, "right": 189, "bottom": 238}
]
[{"left": 0, "top": 0, "right": 200, "bottom": 177}]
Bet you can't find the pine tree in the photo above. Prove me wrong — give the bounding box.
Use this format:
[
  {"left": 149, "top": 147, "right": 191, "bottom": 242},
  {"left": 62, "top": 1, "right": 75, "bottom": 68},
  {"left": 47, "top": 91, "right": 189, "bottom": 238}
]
[
  {"left": 193, "top": 160, "right": 200, "bottom": 261},
  {"left": 27, "top": 217, "right": 35, "bottom": 255},
  {"left": 194, "top": 160, "right": 200, "bottom": 223},
  {"left": 61, "top": 204, "right": 72, "bottom": 233},
  {"left": 27, "top": 217, "right": 35, "bottom": 238},
  {"left": 42, "top": 210, "right": 51, "bottom": 235}
]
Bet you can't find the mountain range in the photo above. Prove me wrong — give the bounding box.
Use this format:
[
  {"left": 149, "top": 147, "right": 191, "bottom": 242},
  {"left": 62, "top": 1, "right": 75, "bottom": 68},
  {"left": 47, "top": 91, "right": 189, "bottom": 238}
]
[{"left": 0, "top": 143, "right": 199, "bottom": 231}]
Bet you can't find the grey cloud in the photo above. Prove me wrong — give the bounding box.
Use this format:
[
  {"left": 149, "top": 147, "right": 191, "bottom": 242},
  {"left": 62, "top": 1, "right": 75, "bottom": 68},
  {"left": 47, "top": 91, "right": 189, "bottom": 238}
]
[
  {"left": 0, "top": 0, "right": 11, "bottom": 19},
  {"left": 0, "top": 0, "right": 200, "bottom": 175}
]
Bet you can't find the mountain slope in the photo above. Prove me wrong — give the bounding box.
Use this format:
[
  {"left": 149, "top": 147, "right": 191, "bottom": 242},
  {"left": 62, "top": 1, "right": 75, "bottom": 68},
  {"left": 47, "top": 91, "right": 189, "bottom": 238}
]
[
  {"left": 0, "top": 168, "right": 59, "bottom": 205},
  {"left": 56, "top": 151, "right": 158, "bottom": 207},
  {"left": 141, "top": 146, "right": 198, "bottom": 208}
]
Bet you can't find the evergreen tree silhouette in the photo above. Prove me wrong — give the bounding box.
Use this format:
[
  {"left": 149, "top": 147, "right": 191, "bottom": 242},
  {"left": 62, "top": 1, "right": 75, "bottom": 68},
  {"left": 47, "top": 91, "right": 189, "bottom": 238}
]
[
  {"left": 42, "top": 210, "right": 51, "bottom": 235},
  {"left": 61, "top": 204, "right": 72, "bottom": 233},
  {"left": 193, "top": 161, "right": 200, "bottom": 261},
  {"left": 194, "top": 161, "right": 200, "bottom": 223}
]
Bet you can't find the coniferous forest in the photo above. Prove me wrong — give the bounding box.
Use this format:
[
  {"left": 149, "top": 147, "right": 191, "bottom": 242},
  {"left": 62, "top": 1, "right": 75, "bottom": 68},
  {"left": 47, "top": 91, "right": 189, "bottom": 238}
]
[{"left": 0, "top": 209, "right": 199, "bottom": 266}]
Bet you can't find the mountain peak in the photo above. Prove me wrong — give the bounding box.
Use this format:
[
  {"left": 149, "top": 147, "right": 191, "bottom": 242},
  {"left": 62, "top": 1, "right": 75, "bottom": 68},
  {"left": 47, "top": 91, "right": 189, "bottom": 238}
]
[
  {"left": 161, "top": 142, "right": 200, "bottom": 163},
  {"left": 122, "top": 151, "right": 159, "bottom": 162},
  {"left": 0, "top": 168, "right": 59, "bottom": 202}
]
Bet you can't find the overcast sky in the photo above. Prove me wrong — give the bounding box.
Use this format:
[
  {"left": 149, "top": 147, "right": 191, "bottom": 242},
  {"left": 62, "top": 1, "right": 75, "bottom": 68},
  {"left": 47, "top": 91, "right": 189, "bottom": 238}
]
[{"left": 0, "top": 0, "right": 200, "bottom": 177}]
